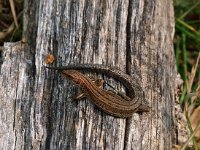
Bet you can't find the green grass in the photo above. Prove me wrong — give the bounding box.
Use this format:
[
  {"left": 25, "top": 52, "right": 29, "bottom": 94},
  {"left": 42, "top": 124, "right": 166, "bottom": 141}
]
[
  {"left": 0, "top": 0, "right": 200, "bottom": 148},
  {"left": 174, "top": 0, "right": 200, "bottom": 149}
]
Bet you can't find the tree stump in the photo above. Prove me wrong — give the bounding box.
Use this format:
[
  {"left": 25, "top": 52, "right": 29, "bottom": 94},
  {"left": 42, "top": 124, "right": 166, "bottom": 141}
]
[{"left": 0, "top": 0, "right": 177, "bottom": 149}]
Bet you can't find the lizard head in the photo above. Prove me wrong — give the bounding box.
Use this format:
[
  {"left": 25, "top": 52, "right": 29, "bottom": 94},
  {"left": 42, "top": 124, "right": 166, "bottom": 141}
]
[{"left": 62, "top": 70, "right": 86, "bottom": 86}]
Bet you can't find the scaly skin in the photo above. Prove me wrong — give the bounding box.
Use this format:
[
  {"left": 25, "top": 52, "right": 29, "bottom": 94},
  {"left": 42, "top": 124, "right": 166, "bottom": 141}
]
[{"left": 46, "top": 64, "right": 150, "bottom": 117}]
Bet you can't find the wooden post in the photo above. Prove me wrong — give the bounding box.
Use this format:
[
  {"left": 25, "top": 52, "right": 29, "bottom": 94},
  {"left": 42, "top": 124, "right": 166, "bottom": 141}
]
[{"left": 0, "top": 0, "right": 177, "bottom": 149}]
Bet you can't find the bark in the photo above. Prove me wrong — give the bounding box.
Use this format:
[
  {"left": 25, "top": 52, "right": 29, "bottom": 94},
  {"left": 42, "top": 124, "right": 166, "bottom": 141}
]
[{"left": 0, "top": 0, "right": 177, "bottom": 149}]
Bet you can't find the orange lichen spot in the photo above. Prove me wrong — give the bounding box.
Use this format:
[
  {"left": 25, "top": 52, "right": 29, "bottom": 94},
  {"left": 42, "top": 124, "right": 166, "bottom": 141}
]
[{"left": 46, "top": 54, "right": 55, "bottom": 64}]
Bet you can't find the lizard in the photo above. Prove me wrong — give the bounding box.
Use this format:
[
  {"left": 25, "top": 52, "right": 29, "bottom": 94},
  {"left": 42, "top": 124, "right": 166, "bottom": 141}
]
[{"left": 45, "top": 64, "right": 150, "bottom": 118}]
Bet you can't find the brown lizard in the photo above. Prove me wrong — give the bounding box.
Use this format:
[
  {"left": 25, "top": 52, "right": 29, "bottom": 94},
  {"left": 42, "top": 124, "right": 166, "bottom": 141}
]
[{"left": 46, "top": 65, "right": 150, "bottom": 118}]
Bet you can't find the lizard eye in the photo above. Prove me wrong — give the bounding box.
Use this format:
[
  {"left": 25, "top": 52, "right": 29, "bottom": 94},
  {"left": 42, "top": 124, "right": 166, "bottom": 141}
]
[{"left": 76, "top": 78, "right": 84, "bottom": 85}]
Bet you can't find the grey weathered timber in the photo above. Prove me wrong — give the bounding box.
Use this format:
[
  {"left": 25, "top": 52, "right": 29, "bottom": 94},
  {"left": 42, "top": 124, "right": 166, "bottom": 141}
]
[{"left": 0, "top": 0, "right": 177, "bottom": 149}]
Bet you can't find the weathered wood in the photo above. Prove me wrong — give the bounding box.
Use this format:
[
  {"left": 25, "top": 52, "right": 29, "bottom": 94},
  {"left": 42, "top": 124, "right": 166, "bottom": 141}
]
[{"left": 0, "top": 0, "right": 177, "bottom": 149}]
